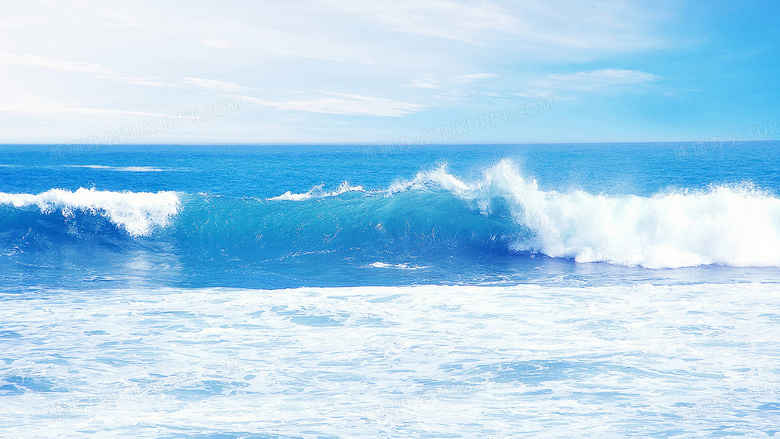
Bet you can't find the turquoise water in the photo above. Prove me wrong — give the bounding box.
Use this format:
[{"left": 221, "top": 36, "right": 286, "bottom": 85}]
[{"left": 1, "top": 143, "right": 779, "bottom": 437}]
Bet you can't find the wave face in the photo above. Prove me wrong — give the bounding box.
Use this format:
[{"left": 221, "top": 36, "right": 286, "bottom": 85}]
[{"left": 1, "top": 159, "right": 779, "bottom": 281}]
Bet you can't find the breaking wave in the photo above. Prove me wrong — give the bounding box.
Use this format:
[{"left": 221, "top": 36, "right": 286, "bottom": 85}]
[{"left": 2, "top": 160, "right": 779, "bottom": 269}]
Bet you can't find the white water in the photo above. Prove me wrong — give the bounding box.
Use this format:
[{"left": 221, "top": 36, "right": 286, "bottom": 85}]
[{"left": 1, "top": 283, "right": 778, "bottom": 438}]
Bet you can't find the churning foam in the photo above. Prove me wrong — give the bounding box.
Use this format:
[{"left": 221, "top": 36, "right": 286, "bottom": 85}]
[
  {"left": 269, "top": 181, "right": 364, "bottom": 201},
  {"left": 391, "top": 160, "right": 780, "bottom": 269},
  {"left": 0, "top": 188, "right": 180, "bottom": 236}
]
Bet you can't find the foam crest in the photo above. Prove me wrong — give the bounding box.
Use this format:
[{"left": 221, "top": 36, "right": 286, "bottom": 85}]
[
  {"left": 0, "top": 188, "right": 180, "bottom": 236},
  {"left": 64, "top": 165, "right": 165, "bottom": 172},
  {"left": 401, "top": 160, "right": 780, "bottom": 269},
  {"left": 366, "top": 262, "right": 429, "bottom": 270},
  {"left": 269, "top": 181, "right": 364, "bottom": 201},
  {"left": 388, "top": 164, "right": 470, "bottom": 195}
]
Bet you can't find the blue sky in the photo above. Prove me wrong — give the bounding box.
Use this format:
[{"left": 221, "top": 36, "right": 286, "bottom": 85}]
[{"left": 1, "top": 0, "right": 778, "bottom": 144}]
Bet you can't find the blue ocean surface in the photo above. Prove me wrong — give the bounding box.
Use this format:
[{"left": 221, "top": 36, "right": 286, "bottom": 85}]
[{"left": 1, "top": 143, "right": 779, "bottom": 438}]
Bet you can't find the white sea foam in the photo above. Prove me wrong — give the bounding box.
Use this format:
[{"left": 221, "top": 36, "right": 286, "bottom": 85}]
[
  {"left": 388, "top": 164, "right": 471, "bottom": 195},
  {"left": 366, "top": 262, "right": 428, "bottom": 270},
  {"left": 0, "top": 188, "right": 180, "bottom": 236},
  {"left": 268, "top": 181, "right": 364, "bottom": 201},
  {"left": 3, "top": 282, "right": 779, "bottom": 438},
  {"left": 64, "top": 165, "right": 165, "bottom": 172},
  {"left": 392, "top": 160, "right": 780, "bottom": 268}
]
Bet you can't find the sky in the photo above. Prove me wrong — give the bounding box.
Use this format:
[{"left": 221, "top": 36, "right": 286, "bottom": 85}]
[{"left": 0, "top": 0, "right": 778, "bottom": 144}]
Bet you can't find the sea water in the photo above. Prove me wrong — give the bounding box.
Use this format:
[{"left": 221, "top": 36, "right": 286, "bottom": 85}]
[{"left": 0, "top": 143, "right": 778, "bottom": 437}]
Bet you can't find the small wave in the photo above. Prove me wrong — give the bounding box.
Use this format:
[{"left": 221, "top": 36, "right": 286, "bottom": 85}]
[
  {"left": 269, "top": 181, "right": 364, "bottom": 201},
  {"left": 65, "top": 165, "right": 166, "bottom": 172},
  {"left": 366, "top": 262, "right": 429, "bottom": 270},
  {"left": 388, "top": 164, "right": 470, "bottom": 195},
  {"left": 0, "top": 188, "right": 180, "bottom": 236}
]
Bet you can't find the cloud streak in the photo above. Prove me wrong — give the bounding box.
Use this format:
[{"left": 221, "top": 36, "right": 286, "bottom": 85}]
[
  {"left": 520, "top": 69, "right": 659, "bottom": 98},
  {"left": 242, "top": 92, "right": 425, "bottom": 117},
  {"left": 0, "top": 53, "right": 118, "bottom": 76}
]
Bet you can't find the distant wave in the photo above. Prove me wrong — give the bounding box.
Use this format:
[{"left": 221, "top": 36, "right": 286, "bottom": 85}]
[{"left": 0, "top": 188, "right": 180, "bottom": 236}]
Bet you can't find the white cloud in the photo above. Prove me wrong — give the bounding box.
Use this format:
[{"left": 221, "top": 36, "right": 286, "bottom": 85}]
[
  {"left": 181, "top": 77, "right": 254, "bottom": 92},
  {"left": 452, "top": 73, "right": 498, "bottom": 83},
  {"left": 408, "top": 78, "right": 442, "bottom": 89},
  {"left": 324, "top": 0, "right": 667, "bottom": 55},
  {"left": 520, "top": 69, "right": 658, "bottom": 98},
  {"left": 0, "top": 50, "right": 257, "bottom": 95},
  {"left": 0, "top": 0, "right": 679, "bottom": 142},
  {"left": 0, "top": 104, "right": 167, "bottom": 118},
  {"left": 243, "top": 92, "right": 424, "bottom": 117},
  {"left": 117, "top": 76, "right": 182, "bottom": 88},
  {"left": 0, "top": 53, "right": 117, "bottom": 76},
  {"left": 327, "top": 0, "right": 519, "bottom": 44}
]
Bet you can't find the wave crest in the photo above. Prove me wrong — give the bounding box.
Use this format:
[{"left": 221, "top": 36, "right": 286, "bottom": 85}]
[
  {"left": 390, "top": 159, "right": 780, "bottom": 268},
  {"left": 4, "top": 160, "right": 779, "bottom": 269},
  {"left": 0, "top": 188, "right": 180, "bottom": 236},
  {"left": 268, "top": 181, "right": 364, "bottom": 201}
]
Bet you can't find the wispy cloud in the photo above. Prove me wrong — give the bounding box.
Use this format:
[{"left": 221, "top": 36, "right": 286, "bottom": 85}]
[
  {"left": 0, "top": 104, "right": 167, "bottom": 118},
  {"left": 0, "top": 53, "right": 117, "bottom": 76},
  {"left": 0, "top": 51, "right": 256, "bottom": 95},
  {"left": 242, "top": 92, "right": 424, "bottom": 117},
  {"left": 181, "top": 77, "right": 254, "bottom": 92},
  {"left": 408, "top": 78, "right": 442, "bottom": 89},
  {"left": 547, "top": 69, "right": 659, "bottom": 88},
  {"left": 520, "top": 69, "right": 659, "bottom": 98},
  {"left": 0, "top": 0, "right": 687, "bottom": 142},
  {"left": 409, "top": 73, "right": 497, "bottom": 89},
  {"left": 325, "top": 0, "right": 666, "bottom": 55},
  {"left": 452, "top": 73, "right": 498, "bottom": 83},
  {"left": 327, "top": 0, "right": 518, "bottom": 44}
]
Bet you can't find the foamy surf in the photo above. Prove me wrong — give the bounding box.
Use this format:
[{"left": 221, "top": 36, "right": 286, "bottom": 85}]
[{"left": 7, "top": 282, "right": 780, "bottom": 438}]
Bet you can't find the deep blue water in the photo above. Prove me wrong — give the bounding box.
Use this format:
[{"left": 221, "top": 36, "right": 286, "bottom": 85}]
[{"left": 1, "top": 142, "right": 779, "bottom": 290}]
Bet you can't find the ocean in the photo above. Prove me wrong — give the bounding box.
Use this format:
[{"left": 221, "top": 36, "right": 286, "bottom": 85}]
[{"left": 1, "top": 142, "right": 779, "bottom": 438}]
